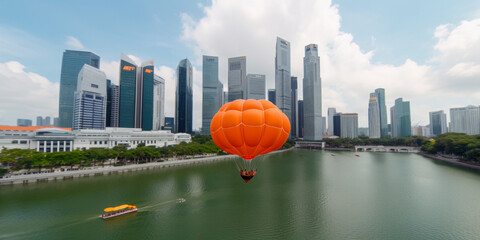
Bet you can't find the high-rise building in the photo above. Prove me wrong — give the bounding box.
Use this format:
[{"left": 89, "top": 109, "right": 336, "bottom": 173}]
[
  {"left": 340, "top": 113, "right": 358, "bottom": 139},
  {"left": 175, "top": 59, "right": 193, "bottom": 133},
  {"left": 58, "top": 50, "right": 100, "bottom": 128},
  {"left": 298, "top": 100, "right": 304, "bottom": 138},
  {"left": 17, "top": 119, "right": 32, "bottom": 127},
  {"left": 429, "top": 110, "right": 447, "bottom": 137},
  {"left": 290, "top": 76, "right": 298, "bottom": 138},
  {"left": 72, "top": 64, "right": 107, "bottom": 130},
  {"left": 303, "top": 43, "right": 322, "bottom": 140},
  {"left": 391, "top": 98, "right": 411, "bottom": 137},
  {"left": 118, "top": 54, "right": 138, "bottom": 128},
  {"left": 275, "top": 37, "right": 292, "bottom": 126},
  {"left": 368, "top": 92, "right": 381, "bottom": 138},
  {"left": 153, "top": 74, "right": 165, "bottom": 130},
  {"left": 137, "top": 61, "right": 155, "bottom": 131},
  {"left": 228, "top": 56, "right": 246, "bottom": 101},
  {"left": 53, "top": 117, "right": 59, "bottom": 127},
  {"left": 106, "top": 80, "right": 120, "bottom": 127},
  {"left": 268, "top": 89, "right": 276, "bottom": 104},
  {"left": 358, "top": 127, "right": 369, "bottom": 137},
  {"left": 45, "top": 117, "right": 51, "bottom": 126},
  {"left": 203, "top": 56, "right": 222, "bottom": 134},
  {"left": 246, "top": 74, "right": 266, "bottom": 100},
  {"left": 333, "top": 113, "right": 341, "bottom": 137},
  {"left": 375, "top": 88, "right": 388, "bottom": 138},
  {"left": 163, "top": 117, "right": 174, "bottom": 131},
  {"left": 223, "top": 91, "right": 228, "bottom": 105},
  {"left": 36, "top": 116, "right": 43, "bottom": 126},
  {"left": 449, "top": 106, "right": 480, "bottom": 135},
  {"left": 327, "top": 108, "right": 336, "bottom": 136}
]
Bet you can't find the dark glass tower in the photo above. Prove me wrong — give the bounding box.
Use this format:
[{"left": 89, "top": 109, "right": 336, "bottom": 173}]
[
  {"left": 58, "top": 50, "right": 100, "bottom": 128},
  {"left": 140, "top": 62, "right": 154, "bottom": 131},
  {"left": 375, "top": 88, "right": 388, "bottom": 138},
  {"left": 268, "top": 89, "right": 276, "bottom": 104},
  {"left": 175, "top": 59, "right": 193, "bottom": 133},
  {"left": 291, "top": 76, "right": 298, "bottom": 138},
  {"left": 298, "top": 100, "right": 304, "bottom": 138},
  {"left": 119, "top": 54, "right": 137, "bottom": 128}
]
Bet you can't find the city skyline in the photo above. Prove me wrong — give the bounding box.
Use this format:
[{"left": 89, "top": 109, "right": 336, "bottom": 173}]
[{"left": 1, "top": 0, "right": 480, "bottom": 130}]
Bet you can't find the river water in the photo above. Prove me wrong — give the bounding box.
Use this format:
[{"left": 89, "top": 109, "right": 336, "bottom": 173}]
[{"left": 1, "top": 149, "right": 480, "bottom": 239}]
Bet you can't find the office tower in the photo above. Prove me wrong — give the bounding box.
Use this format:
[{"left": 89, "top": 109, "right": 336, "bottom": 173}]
[
  {"left": 450, "top": 105, "right": 480, "bottom": 135},
  {"left": 275, "top": 37, "right": 291, "bottom": 125},
  {"left": 303, "top": 43, "right": 322, "bottom": 140},
  {"left": 246, "top": 74, "right": 266, "bottom": 100},
  {"left": 202, "top": 56, "right": 222, "bottom": 134},
  {"left": 223, "top": 91, "right": 228, "bottom": 105},
  {"left": 118, "top": 54, "right": 138, "bottom": 128},
  {"left": 153, "top": 74, "right": 165, "bottom": 130},
  {"left": 106, "top": 80, "right": 113, "bottom": 127},
  {"left": 368, "top": 92, "right": 381, "bottom": 138},
  {"left": 333, "top": 113, "right": 341, "bottom": 137},
  {"left": 268, "top": 89, "right": 276, "bottom": 104},
  {"left": 45, "top": 117, "right": 51, "bottom": 126},
  {"left": 163, "top": 117, "right": 174, "bottom": 131},
  {"left": 175, "top": 58, "right": 193, "bottom": 133},
  {"left": 327, "top": 108, "right": 336, "bottom": 136},
  {"left": 391, "top": 98, "right": 411, "bottom": 137},
  {"left": 429, "top": 110, "right": 447, "bottom": 136},
  {"left": 53, "top": 117, "right": 59, "bottom": 127},
  {"left": 298, "top": 100, "right": 304, "bottom": 138},
  {"left": 58, "top": 50, "right": 100, "bottom": 128},
  {"left": 228, "top": 56, "right": 246, "bottom": 101},
  {"left": 137, "top": 60, "right": 155, "bottom": 131},
  {"left": 36, "top": 116, "right": 43, "bottom": 126},
  {"left": 290, "top": 76, "right": 298, "bottom": 138},
  {"left": 106, "top": 80, "right": 120, "bottom": 127},
  {"left": 322, "top": 116, "right": 327, "bottom": 134},
  {"left": 72, "top": 64, "right": 107, "bottom": 130},
  {"left": 17, "top": 119, "right": 32, "bottom": 127},
  {"left": 340, "top": 113, "right": 358, "bottom": 139},
  {"left": 375, "top": 88, "right": 388, "bottom": 138},
  {"left": 358, "top": 128, "right": 369, "bottom": 137}
]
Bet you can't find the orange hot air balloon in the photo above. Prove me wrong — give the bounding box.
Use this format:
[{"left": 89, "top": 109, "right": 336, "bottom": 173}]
[{"left": 210, "top": 99, "right": 291, "bottom": 183}]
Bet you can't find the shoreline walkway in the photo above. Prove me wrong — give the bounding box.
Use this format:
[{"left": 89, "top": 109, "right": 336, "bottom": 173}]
[{"left": 0, "top": 148, "right": 293, "bottom": 186}]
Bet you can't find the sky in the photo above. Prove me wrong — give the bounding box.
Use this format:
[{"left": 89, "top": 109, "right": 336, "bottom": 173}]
[{"left": 1, "top": 0, "right": 480, "bottom": 130}]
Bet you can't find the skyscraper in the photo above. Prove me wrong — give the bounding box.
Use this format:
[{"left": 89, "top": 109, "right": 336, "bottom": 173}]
[
  {"left": 268, "top": 89, "right": 276, "bottom": 104},
  {"left": 118, "top": 54, "right": 138, "bottom": 128},
  {"left": 303, "top": 44, "right": 322, "bottom": 140},
  {"left": 72, "top": 64, "right": 107, "bottom": 130},
  {"left": 138, "top": 61, "right": 155, "bottom": 131},
  {"left": 429, "top": 110, "right": 447, "bottom": 136},
  {"left": 275, "top": 37, "right": 291, "bottom": 125},
  {"left": 45, "top": 117, "right": 51, "bottom": 126},
  {"left": 106, "top": 80, "right": 120, "bottom": 127},
  {"left": 291, "top": 76, "right": 298, "bottom": 138},
  {"left": 391, "top": 98, "right": 411, "bottom": 137},
  {"left": 163, "top": 117, "right": 174, "bottom": 131},
  {"left": 340, "top": 113, "right": 358, "bottom": 139},
  {"left": 375, "top": 88, "right": 388, "bottom": 138},
  {"left": 58, "top": 50, "right": 100, "bottom": 128},
  {"left": 246, "top": 74, "right": 266, "bottom": 100},
  {"left": 17, "top": 119, "right": 32, "bottom": 127},
  {"left": 450, "top": 106, "right": 480, "bottom": 135},
  {"left": 368, "top": 92, "right": 381, "bottom": 138},
  {"left": 327, "top": 108, "right": 336, "bottom": 136},
  {"left": 175, "top": 59, "right": 193, "bottom": 134},
  {"left": 153, "top": 74, "right": 165, "bottom": 130},
  {"left": 298, "top": 100, "right": 304, "bottom": 138},
  {"left": 202, "top": 56, "right": 222, "bottom": 134},
  {"left": 228, "top": 56, "right": 246, "bottom": 101},
  {"left": 36, "top": 116, "right": 43, "bottom": 126}
]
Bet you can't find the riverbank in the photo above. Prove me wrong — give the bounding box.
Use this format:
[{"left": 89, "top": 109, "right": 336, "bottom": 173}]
[
  {"left": 418, "top": 152, "right": 480, "bottom": 171},
  {"left": 0, "top": 147, "right": 294, "bottom": 186}
]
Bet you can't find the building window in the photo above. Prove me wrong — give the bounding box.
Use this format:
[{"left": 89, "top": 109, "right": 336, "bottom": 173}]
[
  {"left": 11, "top": 140, "right": 18, "bottom": 144},
  {"left": 20, "top": 140, "right": 27, "bottom": 144},
  {"left": 91, "top": 84, "right": 99, "bottom": 88}
]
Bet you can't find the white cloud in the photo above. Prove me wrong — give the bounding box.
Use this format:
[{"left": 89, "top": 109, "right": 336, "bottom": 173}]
[
  {"left": 181, "top": 0, "right": 480, "bottom": 127},
  {"left": 65, "top": 36, "right": 85, "bottom": 50},
  {"left": 0, "top": 61, "right": 59, "bottom": 125}
]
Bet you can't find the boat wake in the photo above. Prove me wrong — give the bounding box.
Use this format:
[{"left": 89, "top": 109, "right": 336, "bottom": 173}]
[{"left": 138, "top": 198, "right": 186, "bottom": 212}]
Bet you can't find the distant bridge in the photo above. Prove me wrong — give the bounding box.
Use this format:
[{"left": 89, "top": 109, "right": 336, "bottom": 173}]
[
  {"left": 355, "top": 145, "right": 420, "bottom": 153},
  {"left": 295, "top": 141, "right": 325, "bottom": 149}
]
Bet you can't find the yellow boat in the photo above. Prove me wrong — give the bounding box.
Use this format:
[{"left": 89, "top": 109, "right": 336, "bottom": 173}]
[{"left": 100, "top": 204, "right": 137, "bottom": 219}]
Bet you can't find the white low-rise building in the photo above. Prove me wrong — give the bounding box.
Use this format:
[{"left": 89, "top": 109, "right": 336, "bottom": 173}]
[{"left": 0, "top": 126, "right": 191, "bottom": 152}]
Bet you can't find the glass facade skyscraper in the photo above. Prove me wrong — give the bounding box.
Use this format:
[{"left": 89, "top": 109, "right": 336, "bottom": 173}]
[
  {"left": 449, "top": 106, "right": 480, "bottom": 135},
  {"left": 118, "top": 54, "right": 137, "bottom": 128},
  {"left": 298, "top": 100, "right": 304, "bottom": 138},
  {"left": 139, "top": 61, "right": 154, "bottom": 131},
  {"left": 72, "top": 65, "right": 107, "bottom": 130},
  {"left": 228, "top": 56, "right": 246, "bottom": 102},
  {"left": 391, "top": 98, "right": 411, "bottom": 137},
  {"left": 290, "top": 76, "right": 298, "bottom": 138},
  {"left": 202, "top": 56, "right": 222, "bottom": 134},
  {"left": 368, "top": 92, "right": 381, "bottom": 138},
  {"left": 175, "top": 59, "right": 193, "bottom": 134},
  {"left": 303, "top": 44, "right": 322, "bottom": 140},
  {"left": 106, "top": 79, "right": 120, "bottom": 127},
  {"left": 268, "top": 89, "right": 276, "bottom": 104},
  {"left": 375, "top": 88, "right": 388, "bottom": 138},
  {"left": 153, "top": 74, "right": 165, "bottom": 130},
  {"left": 246, "top": 74, "right": 266, "bottom": 100},
  {"left": 58, "top": 50, "right": 100, "bottom": 128},
  {"left": 429, "top": 110, "right": 447, "bottom": 136},
  {"left": 275, "top": 37, "right": 292, "bottom": 126},
  {"left": 327, "top": 108, "right": 336, "bottom": 136}
]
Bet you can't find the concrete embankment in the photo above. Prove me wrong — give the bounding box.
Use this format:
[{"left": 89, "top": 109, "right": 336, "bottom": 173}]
[
  {"left": 418, "top": 152, "right": 480, "bottom": 171},
  {"left": 0, "top": 148, "right": 294, "bottom": 186}
]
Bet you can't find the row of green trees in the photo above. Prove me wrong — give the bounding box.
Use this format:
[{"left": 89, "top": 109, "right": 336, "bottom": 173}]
[
  {"left": 421, "top": 133, "right": 480, "bottom": 161},
  {"left": 324, "top": 136, "right": 428, "bottom": 148}
]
